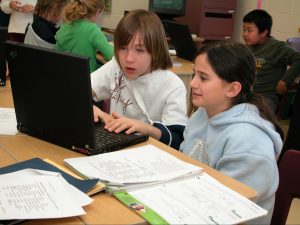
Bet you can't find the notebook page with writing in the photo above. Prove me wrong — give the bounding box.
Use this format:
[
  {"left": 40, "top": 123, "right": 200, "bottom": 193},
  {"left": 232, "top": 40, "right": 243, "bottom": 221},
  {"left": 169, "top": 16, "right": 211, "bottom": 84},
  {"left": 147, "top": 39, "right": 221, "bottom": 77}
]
[
  {"left": 0, "top": 158, "right": 101, "bottom": 195},
  {"left": 114, "top": 173, "right": 267, "bottom": 225},
  {"left": 0, "top": 169, "right": 90, "bottom": 219},
  {"left": 64, "top": 144, "right": 202, "bottom": 186}
]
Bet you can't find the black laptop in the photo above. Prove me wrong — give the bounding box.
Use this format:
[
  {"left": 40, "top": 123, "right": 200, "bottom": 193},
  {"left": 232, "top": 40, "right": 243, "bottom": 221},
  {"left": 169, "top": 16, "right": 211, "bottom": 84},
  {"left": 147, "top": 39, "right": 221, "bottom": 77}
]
[
  {"left": 0, "top": 27, "right": 8, "bottom": 86},
  {"left": 164, "top": 20, "right": 197, "bottom": 61},
  {"left": 5, "top": 41, "right": 148, "bottom": 155}
]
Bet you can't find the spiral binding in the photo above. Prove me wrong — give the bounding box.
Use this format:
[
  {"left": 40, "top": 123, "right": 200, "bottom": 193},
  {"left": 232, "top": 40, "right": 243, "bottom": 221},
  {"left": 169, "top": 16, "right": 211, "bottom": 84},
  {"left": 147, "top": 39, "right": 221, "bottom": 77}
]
[{"left": 106, "top": 170, "right": 203, "bottom": 195}]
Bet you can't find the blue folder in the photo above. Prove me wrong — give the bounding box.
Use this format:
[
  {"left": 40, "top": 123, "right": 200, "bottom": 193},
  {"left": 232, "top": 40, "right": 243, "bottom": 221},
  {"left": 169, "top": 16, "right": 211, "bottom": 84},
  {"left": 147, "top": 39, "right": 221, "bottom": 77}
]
[{"left": 0, "top": 157, "right": 99, "bottom": 193}]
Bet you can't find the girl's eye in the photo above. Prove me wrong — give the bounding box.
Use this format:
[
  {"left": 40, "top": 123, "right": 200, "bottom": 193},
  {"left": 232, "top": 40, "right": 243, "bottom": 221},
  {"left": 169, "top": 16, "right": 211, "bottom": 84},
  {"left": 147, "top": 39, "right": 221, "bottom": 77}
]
[
  {"left": 136, "top": 48, "right": 145, "bottom": 53},
  {"left": 199, "top": 72, "right": 209, "bottom": 81},
  {"left": 200, "top": 76, "right": 207, "bottom": 81},
  {"left": 194, "top": 72, "right": 208, "bottom": 81}
]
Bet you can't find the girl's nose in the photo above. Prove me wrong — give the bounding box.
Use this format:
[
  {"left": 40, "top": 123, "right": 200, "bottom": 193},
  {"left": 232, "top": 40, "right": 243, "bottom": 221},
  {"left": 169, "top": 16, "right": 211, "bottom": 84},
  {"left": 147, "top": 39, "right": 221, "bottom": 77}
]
[
  {"left": 125, "top": 50, "right": 134, "bottom": 62},
  {"left": 190, "top": 76, "right": 197, "bottom": 89}
]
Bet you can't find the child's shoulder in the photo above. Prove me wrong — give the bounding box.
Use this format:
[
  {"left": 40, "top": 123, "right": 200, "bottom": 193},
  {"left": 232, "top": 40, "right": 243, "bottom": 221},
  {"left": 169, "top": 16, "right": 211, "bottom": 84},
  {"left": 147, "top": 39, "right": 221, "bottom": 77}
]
[
  {"left": 151, "top": 69, "right": 185, "bottom": 86},
  {"left": 152, "top": 69, "right": 179, "bottom": 78},
  {"left": 254, "top": 37, "right": 288, "bottom": 53},
  {"left": 73, "top": 20, "right": 99, "bottom": 31},
  {"left": 265, "top": 37, "right": 288, "bottom": 48}
]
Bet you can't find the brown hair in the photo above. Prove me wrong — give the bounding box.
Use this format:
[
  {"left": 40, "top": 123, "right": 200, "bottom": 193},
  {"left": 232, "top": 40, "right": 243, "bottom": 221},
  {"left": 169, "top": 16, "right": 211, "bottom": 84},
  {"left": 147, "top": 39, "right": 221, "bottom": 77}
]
[
  {"left": 113, "top": 9, "right": 172, "bottom": 71},
  {"left": 64, "top": 0, "right": 104, "bottom": 22},
  {"left": 34, "top": 0, "right": 69, "bottom": 18}
]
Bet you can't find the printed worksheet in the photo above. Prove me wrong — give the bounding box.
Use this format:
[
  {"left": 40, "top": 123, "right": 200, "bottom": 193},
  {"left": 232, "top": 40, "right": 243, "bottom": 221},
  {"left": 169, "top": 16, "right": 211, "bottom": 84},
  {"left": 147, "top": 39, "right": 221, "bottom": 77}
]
[
  {"left": 64, "top": 144, "right": 202, "bottom": 185},
  {"left": 0, "top": 169, "right": 92, "bottom": 219}
]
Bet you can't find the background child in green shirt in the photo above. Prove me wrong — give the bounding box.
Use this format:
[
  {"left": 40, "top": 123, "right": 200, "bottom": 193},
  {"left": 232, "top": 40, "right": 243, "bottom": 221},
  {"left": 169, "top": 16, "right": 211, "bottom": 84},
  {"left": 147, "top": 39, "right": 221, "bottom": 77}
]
[
  {"left": 56, "top": 0, "right": 113, "bottom": 72},
  {"left": 243, "top": 9, "right": 300, "bottom": 113}
]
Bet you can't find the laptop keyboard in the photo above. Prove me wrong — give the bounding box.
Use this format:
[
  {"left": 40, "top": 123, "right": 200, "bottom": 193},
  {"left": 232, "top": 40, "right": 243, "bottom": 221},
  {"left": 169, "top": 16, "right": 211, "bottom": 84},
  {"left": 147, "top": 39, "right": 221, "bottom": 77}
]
[{"left": 94, "top": 124, "right": 133, "bottom": 149}]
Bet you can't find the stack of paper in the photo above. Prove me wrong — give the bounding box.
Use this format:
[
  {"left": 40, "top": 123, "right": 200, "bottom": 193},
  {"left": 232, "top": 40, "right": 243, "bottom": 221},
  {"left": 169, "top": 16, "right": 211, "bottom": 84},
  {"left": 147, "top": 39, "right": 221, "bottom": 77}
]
[
  {"left": 0, "top": 158, "right": 104, "bottom": 196},
  {"left": 0, "top": 169, "right": 93, "bottom": 220},
  {"left": 64, "top": 144, "right": 203, "bottom": 187}
]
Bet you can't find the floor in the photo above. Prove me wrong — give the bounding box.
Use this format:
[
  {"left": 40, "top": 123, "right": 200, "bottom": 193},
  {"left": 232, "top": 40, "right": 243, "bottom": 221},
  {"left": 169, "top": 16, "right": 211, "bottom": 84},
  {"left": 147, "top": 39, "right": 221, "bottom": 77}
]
[{"left": 279, "top": 119, "right": 299, "bottom": 224}]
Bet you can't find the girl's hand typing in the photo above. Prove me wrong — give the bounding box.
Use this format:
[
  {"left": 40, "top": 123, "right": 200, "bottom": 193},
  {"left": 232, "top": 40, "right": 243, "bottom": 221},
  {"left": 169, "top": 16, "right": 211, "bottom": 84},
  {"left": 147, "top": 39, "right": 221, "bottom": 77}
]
[
  {"left": 93, "top": 105, "right": 113, "bottom": 124},
  {"left": 106, "top": 112, "right": 162, "bottom": 140}
]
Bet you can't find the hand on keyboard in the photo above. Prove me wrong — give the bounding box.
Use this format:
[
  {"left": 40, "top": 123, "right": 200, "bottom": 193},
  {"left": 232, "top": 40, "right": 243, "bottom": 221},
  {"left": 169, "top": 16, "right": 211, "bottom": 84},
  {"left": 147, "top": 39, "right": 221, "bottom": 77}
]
[{"left": 93, "top": 105, "right": 113, "bottom": 124}]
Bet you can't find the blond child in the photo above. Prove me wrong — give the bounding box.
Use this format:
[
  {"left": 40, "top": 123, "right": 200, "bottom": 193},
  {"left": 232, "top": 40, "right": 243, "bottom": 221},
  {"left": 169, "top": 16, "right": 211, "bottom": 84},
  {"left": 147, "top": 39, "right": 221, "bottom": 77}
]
[{"left": 56, "top": 0, "right": 113, "bottom": 72}]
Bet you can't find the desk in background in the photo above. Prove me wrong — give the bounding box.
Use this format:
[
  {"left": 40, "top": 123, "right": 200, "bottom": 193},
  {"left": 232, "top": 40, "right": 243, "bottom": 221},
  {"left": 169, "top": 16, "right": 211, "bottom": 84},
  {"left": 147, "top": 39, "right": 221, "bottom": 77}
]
[
  {"left": 0, "top": 78, "right": 257, "bottom": 225},
  {"left": 171, "top": 56, "right": 193, "bottom": 107}
]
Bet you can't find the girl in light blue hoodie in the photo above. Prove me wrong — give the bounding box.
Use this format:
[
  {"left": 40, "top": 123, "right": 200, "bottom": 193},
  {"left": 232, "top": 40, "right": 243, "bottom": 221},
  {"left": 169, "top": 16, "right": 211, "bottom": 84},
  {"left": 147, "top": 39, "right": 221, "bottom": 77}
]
[{"left": 180, "top": 42, "right": 283, "bottom": 224}]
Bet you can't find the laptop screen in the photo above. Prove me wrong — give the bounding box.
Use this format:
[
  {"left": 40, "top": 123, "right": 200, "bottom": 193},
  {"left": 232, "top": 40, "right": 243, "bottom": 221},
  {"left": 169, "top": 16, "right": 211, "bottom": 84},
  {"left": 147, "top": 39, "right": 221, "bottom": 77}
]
[
  {"left": 164, "top": 20, "right": 197, "bottom": 61},
  {"left": 6, "top": 41, "right": 97, "bottom": 150}
]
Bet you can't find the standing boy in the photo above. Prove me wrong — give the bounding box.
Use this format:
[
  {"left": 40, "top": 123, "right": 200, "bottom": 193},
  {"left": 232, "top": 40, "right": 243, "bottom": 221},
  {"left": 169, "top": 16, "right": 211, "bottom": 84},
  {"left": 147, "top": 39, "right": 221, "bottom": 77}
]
[{"left": 243, "top": 9, "right": 300, "bottom": 112}]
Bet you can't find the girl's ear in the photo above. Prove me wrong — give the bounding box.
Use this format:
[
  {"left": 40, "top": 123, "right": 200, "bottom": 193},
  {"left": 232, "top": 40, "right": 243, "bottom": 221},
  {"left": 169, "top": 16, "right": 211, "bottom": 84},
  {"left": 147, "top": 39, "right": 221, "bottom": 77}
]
[{"left": 226, "top": 81, "right": 242, "bottom": 98}]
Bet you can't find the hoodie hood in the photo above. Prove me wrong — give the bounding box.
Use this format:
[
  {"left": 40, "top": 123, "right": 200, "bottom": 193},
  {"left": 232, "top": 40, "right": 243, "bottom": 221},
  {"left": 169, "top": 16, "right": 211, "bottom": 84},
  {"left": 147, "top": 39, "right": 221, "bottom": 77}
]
[{"left": 208, "top": 103, "right": 282, "bottom": 156}]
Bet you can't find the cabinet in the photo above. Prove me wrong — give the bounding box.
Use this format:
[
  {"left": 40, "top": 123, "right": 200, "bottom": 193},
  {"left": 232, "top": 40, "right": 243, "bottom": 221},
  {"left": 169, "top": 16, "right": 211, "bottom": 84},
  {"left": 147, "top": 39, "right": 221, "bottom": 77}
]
[{"left": 175, "top": 0, "right": 237, "bottom": 40}]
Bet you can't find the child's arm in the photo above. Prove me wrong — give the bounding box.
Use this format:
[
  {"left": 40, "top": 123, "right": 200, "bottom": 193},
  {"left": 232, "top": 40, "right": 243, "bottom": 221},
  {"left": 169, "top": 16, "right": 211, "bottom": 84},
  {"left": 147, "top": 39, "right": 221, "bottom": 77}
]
[
  {"left": 153, "top": 123, "right": 185, "bottom": 150},
  {"left": 1, "top": 0, "right": 20, "bottom": 13},
  {"left": 92, "top": 27, "right": 114, "bottom": 61},
  {"left": 277, "top": 45, "right": 300, "bottom": 94}
]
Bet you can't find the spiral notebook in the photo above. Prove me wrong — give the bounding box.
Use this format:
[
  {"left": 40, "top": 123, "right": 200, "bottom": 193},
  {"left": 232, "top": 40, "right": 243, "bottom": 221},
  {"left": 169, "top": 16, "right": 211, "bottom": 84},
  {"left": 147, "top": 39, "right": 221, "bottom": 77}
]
[
  {"left": 64, "top": 144, "right": 267, "bottom": 225},
  {"left": 111, "top": 173, "right": 267, "bottom": 225}
]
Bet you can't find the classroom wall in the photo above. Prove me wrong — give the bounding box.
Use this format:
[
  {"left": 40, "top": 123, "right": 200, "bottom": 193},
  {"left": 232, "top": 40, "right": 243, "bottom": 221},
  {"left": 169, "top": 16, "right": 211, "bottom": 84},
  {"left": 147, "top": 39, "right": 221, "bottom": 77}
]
[
  {"left": 233, "top": 0, "right": 300, "bottom": 42},
  {"left": 97, "top": 0, "right": 148, "bottom": 29},
  {"left": 98, "top": 0, "right": 300, "bottom": 43}
]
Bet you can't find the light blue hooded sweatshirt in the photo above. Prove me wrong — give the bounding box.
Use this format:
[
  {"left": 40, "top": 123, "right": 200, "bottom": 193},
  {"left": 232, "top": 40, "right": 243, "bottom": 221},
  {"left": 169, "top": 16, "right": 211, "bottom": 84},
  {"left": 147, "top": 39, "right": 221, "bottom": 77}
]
[{"left": 180, "top": 103, "right": 282, "bottom": 224}]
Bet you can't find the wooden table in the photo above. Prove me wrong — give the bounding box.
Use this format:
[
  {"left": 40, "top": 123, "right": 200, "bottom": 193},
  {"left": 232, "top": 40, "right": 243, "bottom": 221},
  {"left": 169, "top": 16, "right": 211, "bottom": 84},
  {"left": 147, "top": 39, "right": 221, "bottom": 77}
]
[{"left": 0, "top": 135, "right": 256, "bottom": 225}]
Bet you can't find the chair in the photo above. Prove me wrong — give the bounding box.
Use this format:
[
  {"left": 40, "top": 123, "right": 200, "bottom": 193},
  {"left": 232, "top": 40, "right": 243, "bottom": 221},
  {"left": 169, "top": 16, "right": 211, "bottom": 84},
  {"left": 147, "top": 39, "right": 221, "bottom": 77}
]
[
  {"left": 287, "top": 37, "right": 300, "bottom": 51},
  {"left": 271, "top": 150, "right": 300, "bottom": 225},
  {"left": 278, "top": 82, "right": 300, "bottom": 163}
]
